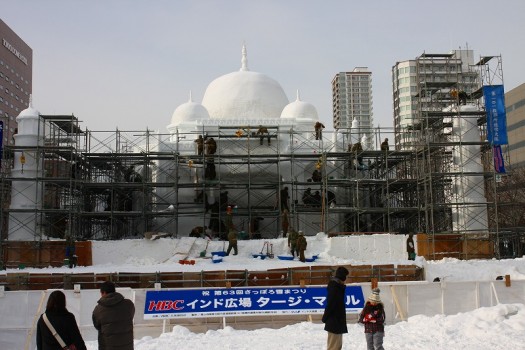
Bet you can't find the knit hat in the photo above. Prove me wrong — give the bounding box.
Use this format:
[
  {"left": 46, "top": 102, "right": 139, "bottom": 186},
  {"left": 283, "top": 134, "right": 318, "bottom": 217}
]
[
  {"left": 335, "top": 266, "right": 349, "bottom": 281},
  {"left": 367, "top": 288, "right": 381, "bottom": 303},
  {"left": 298, "top": 230, "right": 304, "bottom": 235}
]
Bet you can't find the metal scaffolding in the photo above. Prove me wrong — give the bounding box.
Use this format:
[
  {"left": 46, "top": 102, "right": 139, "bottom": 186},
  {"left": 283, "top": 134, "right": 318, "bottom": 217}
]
[
  {"left": 0, "top": 55, "right": 508, "bottom": 262},
  {"left": 408, "top": 52, "right": 503, "bottom": 258}
]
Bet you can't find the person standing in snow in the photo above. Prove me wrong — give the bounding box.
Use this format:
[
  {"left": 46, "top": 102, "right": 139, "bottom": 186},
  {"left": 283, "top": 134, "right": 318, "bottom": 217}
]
[
  {"left": 36, "top": 290, "right": 87, "bottom": 350},
  {"left": 287, "top": 227, "right": 298, "bottom": 258},
  {"left": 226, "top": 229, "right": 238, "bottom": 256},
  {"left": 406, "top": 232, "right": 416, "bottom": 260},
  {"left": 296, "top": 230, "right": 307, "bottom": 262},
  {"left": 92, "top": 281, "right": 135, "bottom": 350},
  {"left": 358, "top": 288, "right": 386, "bottom": 350},
  {"left": 322, "top": 266, "right": 349, "bottom": 350}
]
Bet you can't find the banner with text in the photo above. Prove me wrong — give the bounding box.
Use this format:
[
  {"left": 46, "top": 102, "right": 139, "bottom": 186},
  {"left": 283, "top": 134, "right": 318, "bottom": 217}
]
[
  {"left": 144, "top": 285, "right": 365, "bottom": 319},
  {"left": 483, "top": 85, "right": 508, "bottom": 145}
]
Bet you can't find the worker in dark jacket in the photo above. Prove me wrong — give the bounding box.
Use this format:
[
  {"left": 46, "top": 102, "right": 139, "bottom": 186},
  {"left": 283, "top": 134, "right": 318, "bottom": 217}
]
[
  {"left": 296, "top": 230, "right": 307, "bottom": 262},
  {"left": 322, "top": 266, "right": 349, "bottom": 350},
  {"left": 380, "top": 138, "right": 389, "bottom": 151},
  {"left": 92, "top": 281, "right": 135, "bottom": 350},
  {"left": 256, "top": 125, "right": 271, "bottom": 145},
  {"left": 407, "top": 232, "right": 416, "bottom": 260},
  {"left": 37, "top": 290, "right": 87, "bottom": 350},
  {"left": 194, "top": 135, "right": 204, "bottom": 155},
  {"left": 315, "top": 121, "right": 325, "bottom": 140},
  {"left": 226, "top": 229, "right": 238, "bottom": 256}
]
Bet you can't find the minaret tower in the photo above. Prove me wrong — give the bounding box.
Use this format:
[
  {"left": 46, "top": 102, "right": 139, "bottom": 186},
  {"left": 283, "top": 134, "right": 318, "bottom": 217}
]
[{"left": 8, "top": 96, "right": 44, "bottom": 240}]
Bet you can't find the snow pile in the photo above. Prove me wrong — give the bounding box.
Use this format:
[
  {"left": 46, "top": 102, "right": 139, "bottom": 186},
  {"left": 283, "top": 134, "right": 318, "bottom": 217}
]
[{"left": 82, "top": 304, "right": 525, "bottom": 350}]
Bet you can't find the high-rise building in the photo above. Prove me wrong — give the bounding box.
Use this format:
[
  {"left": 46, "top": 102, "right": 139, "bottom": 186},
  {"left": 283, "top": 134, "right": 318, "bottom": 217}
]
[
  {"left": 505, "top": 83, "right": 525, "bottom": 168},
  {"left": 392, "top": 50, "right": 479, "bottom": 149},
  {"left": 0, "top": 19, "right": 32, "bottom": 149},
  {"left": 331, "top": 68, "right": 373, "bottom": 145}
]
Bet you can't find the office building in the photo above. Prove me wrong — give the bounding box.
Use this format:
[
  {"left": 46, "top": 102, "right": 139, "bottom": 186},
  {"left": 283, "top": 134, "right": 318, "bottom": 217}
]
[
  {"left": 0, "top": 19, "right": 32, "bottom": 149},
  {"left": 332, "top": 68, "right": 373, "bottom": 146},
  {"left": 392, "top": 50, "right": 479, "bottom": 149},
  {"left": 505, "top": 83, "right": 525, "bottom": 168}
]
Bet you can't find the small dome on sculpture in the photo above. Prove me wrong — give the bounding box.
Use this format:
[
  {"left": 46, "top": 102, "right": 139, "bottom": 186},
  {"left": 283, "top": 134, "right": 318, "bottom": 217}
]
[
  {"left": 280, "top": 90, "right": 318, "bottom": 120},
  {"left": 169, "top": 92, "right": 210, "bottom": 127}
]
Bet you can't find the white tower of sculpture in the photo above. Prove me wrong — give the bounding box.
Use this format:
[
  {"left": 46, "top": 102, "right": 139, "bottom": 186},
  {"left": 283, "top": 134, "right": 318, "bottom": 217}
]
[
  {"left": 450, "top": 104, "right": 488, "bottom": 234},
  {"left": 8, "top": 96, "right": 44, "bottom": 241}
]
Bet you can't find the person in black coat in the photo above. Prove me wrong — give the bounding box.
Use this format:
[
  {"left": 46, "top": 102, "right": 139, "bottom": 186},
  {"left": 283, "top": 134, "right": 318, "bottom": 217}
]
[
  {"left": 322, "top": 266, "right": 349, "bottom": 350},
  {"left": 36, "top": 290, "right": 87, "bottom": 350}
]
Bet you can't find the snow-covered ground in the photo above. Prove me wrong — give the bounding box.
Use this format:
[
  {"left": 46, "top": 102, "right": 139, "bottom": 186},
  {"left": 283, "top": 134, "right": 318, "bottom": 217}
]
[
  {"left": 5, "top": 234, "right": 525, "bottom": 349},
  {"left": 126, "top": 304, "right": 525, "bottom": 350}
]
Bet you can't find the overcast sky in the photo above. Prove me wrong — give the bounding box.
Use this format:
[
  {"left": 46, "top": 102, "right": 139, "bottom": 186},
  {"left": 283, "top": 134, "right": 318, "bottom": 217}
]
[{"left": 2, "top": 0, "right": 524, "bottom": 133}]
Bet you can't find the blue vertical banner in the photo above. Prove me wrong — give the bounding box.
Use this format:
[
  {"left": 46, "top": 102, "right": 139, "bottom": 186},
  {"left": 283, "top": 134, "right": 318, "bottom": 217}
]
[
  {"left": 483, "top": 85, "right": 508, "bottom": 145},
  {"left": 0, "top": 120, "right": 3, "bottom": 163},
  {"left": 493, "top": 145, "right": 506, "bottom": 173}
]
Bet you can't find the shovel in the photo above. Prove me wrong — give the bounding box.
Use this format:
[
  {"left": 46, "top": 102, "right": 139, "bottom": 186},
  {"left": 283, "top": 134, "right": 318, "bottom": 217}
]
[
  {"left": 259, "top": 241, "right": 267, "bottom": 255},
  {"left": 199, "top": 239, "right": 210, "bottom": 258}
]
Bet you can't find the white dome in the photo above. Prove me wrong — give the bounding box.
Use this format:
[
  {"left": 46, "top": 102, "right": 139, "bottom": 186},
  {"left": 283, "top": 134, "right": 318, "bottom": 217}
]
[
  {"left": 201, "top": 45, "right": 289, "bottom": 120},
  {"left": 280, "top": 91, "right": 318, "bottom": 120},
  {"left": 170, "top": 96, "right": 210, "bottom": 126},
  {"left": 202, "top": 70, "right": 289, "bottom": 120}
]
